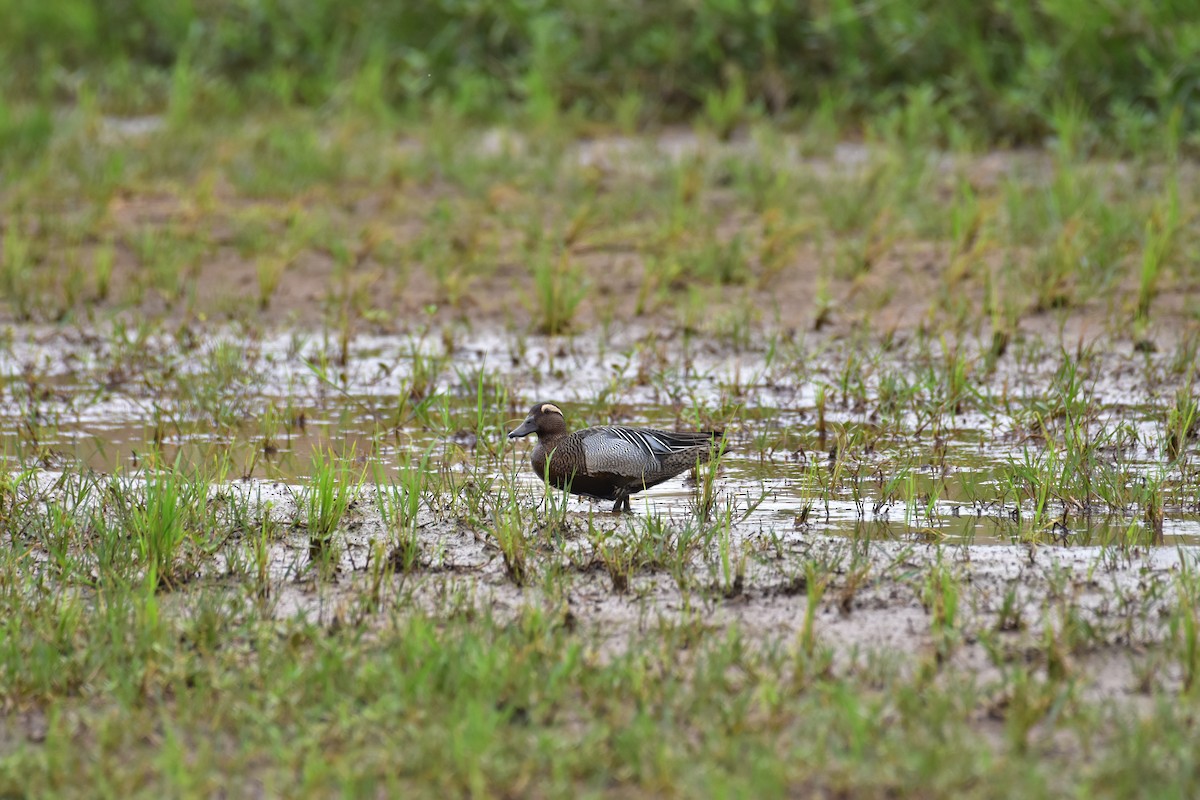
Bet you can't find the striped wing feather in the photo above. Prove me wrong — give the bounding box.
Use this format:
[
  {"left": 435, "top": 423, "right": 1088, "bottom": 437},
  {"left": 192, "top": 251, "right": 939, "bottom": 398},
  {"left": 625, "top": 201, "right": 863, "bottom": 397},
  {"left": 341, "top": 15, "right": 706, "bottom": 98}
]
[
  {"left": 602, "top": 427, "right": 717, "bottom": 455},
  {"left": 581, "top": 427, "right": 720, "bottom": 480}
]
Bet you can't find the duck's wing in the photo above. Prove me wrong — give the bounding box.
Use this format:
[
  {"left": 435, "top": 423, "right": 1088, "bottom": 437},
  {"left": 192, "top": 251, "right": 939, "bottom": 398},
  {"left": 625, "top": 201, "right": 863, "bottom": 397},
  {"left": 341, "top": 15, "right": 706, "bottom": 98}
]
[
  {"left": 579, "top": 427, "right": 721, "bottom": 476},
  {"left": 607, "top": 427, "right": 719, "bottom": 455},
  {"left": 577, "top": 428, "right": 657, "bottom": 477}
]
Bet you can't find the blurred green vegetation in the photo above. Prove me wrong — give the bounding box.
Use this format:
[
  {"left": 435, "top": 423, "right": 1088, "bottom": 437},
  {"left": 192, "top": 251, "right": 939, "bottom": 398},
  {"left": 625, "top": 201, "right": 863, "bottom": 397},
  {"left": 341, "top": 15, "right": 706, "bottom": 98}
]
[{"left": 1, "top": 0, "right": 1198, "bottom": 150}]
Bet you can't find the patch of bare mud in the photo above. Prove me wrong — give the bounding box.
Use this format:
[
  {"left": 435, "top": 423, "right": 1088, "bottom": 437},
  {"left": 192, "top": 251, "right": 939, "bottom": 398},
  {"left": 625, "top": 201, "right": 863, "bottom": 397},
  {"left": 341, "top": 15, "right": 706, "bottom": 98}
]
[{"left": 5, "top": 128, "right": 1198, "bottom": 343}]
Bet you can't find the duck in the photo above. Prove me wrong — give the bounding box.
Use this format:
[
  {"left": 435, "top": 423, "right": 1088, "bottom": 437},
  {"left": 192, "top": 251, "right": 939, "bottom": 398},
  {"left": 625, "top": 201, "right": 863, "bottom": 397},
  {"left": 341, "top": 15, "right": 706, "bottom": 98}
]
[{"left": 507, "top": 402, "right": 724, "bottom": 512}]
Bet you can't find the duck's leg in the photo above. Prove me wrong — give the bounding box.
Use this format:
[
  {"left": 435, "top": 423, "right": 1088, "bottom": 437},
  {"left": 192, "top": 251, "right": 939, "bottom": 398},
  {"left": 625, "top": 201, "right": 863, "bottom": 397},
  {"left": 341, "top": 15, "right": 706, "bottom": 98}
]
[{"left": 611, "top": 493, "right": 632, "bottom": 513}]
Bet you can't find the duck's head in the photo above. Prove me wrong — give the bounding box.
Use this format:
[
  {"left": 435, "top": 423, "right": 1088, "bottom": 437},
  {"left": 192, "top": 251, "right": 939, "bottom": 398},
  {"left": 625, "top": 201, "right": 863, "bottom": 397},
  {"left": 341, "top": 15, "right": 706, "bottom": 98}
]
[{"left": 508, "top": 402, "right": 567, "bottom": 439}]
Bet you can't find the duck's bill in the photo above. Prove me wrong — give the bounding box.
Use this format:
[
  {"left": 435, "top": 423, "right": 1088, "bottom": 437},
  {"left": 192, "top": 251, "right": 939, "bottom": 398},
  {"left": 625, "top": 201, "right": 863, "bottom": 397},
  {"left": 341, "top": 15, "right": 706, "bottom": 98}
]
[{"left": 507, "top": 418, "right": 536, "bottom": 439}]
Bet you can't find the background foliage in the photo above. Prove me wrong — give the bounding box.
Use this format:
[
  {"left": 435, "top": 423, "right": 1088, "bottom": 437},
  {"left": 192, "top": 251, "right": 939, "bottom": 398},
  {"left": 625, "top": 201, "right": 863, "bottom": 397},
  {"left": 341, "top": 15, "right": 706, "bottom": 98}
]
[{"left": 2, "top": 0, "right": 1198, "bottom": 147}]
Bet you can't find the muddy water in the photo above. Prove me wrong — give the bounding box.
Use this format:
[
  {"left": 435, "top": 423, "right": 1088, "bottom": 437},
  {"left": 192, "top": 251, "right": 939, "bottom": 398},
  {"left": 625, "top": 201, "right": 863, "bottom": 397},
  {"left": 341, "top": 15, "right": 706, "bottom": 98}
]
[{"left": 2, "top": 326, "right": 1198, "bottom": 545}]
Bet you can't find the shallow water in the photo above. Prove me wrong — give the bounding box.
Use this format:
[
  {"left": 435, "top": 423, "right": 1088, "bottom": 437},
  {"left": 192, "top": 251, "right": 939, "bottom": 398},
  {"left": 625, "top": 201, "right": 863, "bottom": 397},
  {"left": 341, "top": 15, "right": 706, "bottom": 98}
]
[{"left": 2, "top": 326, "right": 1197, "bottom": 546}]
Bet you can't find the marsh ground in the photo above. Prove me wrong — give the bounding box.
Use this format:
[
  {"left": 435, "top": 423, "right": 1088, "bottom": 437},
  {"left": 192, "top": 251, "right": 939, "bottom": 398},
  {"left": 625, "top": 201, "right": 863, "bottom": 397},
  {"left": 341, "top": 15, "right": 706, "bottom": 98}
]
[{"left": 2, "top": 111, "right": 1200, "bottom": 796}]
